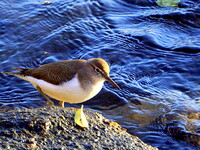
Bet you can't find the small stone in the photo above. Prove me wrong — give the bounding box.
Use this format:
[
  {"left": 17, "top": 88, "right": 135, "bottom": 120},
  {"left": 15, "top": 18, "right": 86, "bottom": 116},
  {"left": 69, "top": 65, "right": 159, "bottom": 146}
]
[
  {"left": 93, "top": 126, "right": 99, "bottom": 131},
  {"left": 42, "top": 1, "right": 51, "bottom": 5},
  {"left": 103, "top": 118, "right": 110, "bottom": 124},
  {"left": 188, "top": 112, "right": 199, "bottom": 120},
  {"left": 97, "top": 131, "right": 101, "bottom": 136},
  {"left": 27, "top": 138, "right": 37, "bottom": 149},
  {"left": 94, "top": 138, "right": 99, "bottom": 142}
]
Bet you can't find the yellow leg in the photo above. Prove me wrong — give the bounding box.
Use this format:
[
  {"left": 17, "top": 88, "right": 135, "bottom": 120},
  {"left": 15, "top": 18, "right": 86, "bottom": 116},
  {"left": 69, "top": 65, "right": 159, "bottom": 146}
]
[
  {"left": 36, "top": 86, "right": 54, "bottom": 107},
  {"left": 59, "top": 101, "right": 65, "bottom": 108}
]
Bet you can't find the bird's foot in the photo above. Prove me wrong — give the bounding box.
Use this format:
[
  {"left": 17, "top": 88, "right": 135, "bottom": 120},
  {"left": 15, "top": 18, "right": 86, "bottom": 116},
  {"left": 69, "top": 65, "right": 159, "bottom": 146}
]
[
  {"left": 47, "top": 100, "right": 55, "bottom": 108},
  {"left": 59, "top": 101, "right": 65, "bottom": 108}
]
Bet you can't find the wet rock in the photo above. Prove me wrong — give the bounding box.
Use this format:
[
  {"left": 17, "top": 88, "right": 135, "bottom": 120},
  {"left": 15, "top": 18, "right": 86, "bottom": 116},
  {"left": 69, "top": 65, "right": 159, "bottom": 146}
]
[
  {"left": 164, "top": 109, "right": 200, "bottom": 147},
  {"left": 42, "top": 1, "right": 51, "bottom": 5},
  {"left": 0, "top": 107, "right": 157, "bottom": 150}
]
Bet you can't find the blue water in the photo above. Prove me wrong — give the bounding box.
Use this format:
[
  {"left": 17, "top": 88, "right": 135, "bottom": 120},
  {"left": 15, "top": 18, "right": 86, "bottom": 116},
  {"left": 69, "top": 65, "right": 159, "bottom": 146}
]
[{"left": 0, "top": 0, "right": 200, "bottom": 149}]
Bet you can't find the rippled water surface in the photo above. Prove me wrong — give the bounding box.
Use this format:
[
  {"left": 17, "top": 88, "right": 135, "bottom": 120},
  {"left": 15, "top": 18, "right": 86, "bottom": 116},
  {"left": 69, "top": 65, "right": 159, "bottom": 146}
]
[{"left": 0, "top": 0, "right": 200, "bottom": 149}]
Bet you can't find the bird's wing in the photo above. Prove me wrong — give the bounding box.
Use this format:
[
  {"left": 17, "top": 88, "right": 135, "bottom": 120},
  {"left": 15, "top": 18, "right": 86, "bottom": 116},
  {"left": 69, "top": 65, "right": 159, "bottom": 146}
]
[{"left": 3, "top": 60, "right": 85, "bottom": 85}]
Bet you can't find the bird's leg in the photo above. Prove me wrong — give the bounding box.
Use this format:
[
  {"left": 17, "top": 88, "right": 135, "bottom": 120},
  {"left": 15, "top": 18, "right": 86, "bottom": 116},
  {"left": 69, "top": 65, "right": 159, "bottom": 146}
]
[
  {"left": 36, "top": 86, "right": 54, "bottom": 107},
  {"left": 59, "top": 101, "right": 65, "bottom": 108}
]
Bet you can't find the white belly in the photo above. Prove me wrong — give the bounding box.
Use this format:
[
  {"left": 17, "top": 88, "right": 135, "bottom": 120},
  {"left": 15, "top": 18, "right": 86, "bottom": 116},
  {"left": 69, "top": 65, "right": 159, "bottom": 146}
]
[{"left": 24, "top": 74, "right": 104, "bottom": 103}]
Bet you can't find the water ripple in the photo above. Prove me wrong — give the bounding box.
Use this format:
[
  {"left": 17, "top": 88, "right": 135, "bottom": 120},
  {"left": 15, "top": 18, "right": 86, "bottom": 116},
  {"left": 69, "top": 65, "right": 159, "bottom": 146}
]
[{"left": 0, "top": 0, "right": 200, "bottom": 149}]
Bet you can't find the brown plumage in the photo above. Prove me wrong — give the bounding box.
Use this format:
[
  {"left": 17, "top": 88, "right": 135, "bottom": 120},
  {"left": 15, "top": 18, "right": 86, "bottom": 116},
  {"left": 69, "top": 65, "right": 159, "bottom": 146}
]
[
  {"left": 2, "top": 58, "right": 120, "bottom": 107},
  {"left": 6, "top": 60, "right": 86, "bottom": 85}
]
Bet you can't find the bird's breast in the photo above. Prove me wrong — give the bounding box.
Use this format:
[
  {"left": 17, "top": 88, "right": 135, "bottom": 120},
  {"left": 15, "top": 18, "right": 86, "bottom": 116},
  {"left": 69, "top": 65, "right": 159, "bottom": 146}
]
[{"left": 25, "top": 74, "right": 104, "bottom": 103}]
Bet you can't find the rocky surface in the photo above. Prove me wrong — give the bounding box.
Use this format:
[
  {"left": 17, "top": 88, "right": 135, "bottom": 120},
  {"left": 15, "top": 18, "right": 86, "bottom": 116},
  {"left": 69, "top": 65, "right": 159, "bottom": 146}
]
[{"left": 0, "top": 107, "right": 157, "bottom": 150}]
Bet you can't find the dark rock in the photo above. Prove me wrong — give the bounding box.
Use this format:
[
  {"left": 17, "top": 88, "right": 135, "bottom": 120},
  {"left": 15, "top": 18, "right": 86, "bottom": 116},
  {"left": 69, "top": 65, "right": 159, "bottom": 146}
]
[
  {"left": 0, "top": 107, "right": 157, "bottom": 150},
  {"left": 164, "top": 110, "right": 200, "bottom": 147}
]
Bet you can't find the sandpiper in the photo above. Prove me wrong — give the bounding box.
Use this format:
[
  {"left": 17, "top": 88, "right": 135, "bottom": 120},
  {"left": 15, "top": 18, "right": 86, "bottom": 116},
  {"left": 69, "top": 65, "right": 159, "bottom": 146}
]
[{"left": 2, "top": 58, "right": 120, "bottom": 108}]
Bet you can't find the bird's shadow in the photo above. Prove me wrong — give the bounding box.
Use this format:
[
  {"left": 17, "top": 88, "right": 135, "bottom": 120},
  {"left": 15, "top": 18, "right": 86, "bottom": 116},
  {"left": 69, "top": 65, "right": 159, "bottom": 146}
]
[{"left": 65, "top": 88, "right": 127, "bottom": 111}]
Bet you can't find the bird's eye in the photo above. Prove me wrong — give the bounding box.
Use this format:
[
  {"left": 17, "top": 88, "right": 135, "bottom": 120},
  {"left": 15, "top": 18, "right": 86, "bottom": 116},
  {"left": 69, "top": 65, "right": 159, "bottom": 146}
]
[{"left": 95, "top": 68, "right": 101, "bottom": 73}]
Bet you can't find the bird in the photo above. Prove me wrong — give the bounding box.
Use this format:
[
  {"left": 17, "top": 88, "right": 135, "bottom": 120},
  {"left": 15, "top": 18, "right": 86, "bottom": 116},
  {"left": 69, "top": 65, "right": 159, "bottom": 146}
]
[{"left": 2, "top": 58, "right": 120, "bottom": 108}]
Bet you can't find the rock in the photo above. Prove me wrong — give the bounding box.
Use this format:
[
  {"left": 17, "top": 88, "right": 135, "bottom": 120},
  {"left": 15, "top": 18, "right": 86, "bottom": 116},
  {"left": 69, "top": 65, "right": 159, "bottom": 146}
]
[
  {"left": 163, "top": 108, "right": 200, "bottom": 146},
  {"left": 0, "top": 107, "right": 157, "bottom": 150},
  {"left": 42, "top": 1, "right": 51, "bottom": 5}
]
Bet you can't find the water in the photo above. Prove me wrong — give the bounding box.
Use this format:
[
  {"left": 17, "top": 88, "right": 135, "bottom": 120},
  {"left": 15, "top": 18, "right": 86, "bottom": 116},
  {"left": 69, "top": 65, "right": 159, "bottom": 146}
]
[{"left": 0, "top": 0, "right": 200, "bottom": 149}]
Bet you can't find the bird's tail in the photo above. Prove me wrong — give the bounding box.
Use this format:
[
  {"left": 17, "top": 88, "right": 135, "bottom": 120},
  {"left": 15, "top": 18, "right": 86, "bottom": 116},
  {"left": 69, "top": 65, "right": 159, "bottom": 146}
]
[
  {"left": 1, "top": 68, "right": 29, "bottom": 77},
  {"left": 1, "top": 71, "right": 20, "bottom": 76}
]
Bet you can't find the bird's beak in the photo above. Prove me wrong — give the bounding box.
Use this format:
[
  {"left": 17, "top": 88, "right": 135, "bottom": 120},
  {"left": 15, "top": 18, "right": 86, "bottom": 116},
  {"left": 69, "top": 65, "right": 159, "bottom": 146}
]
[{"left": 105, "top": 76, "right": 120, "bottom": 90}]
